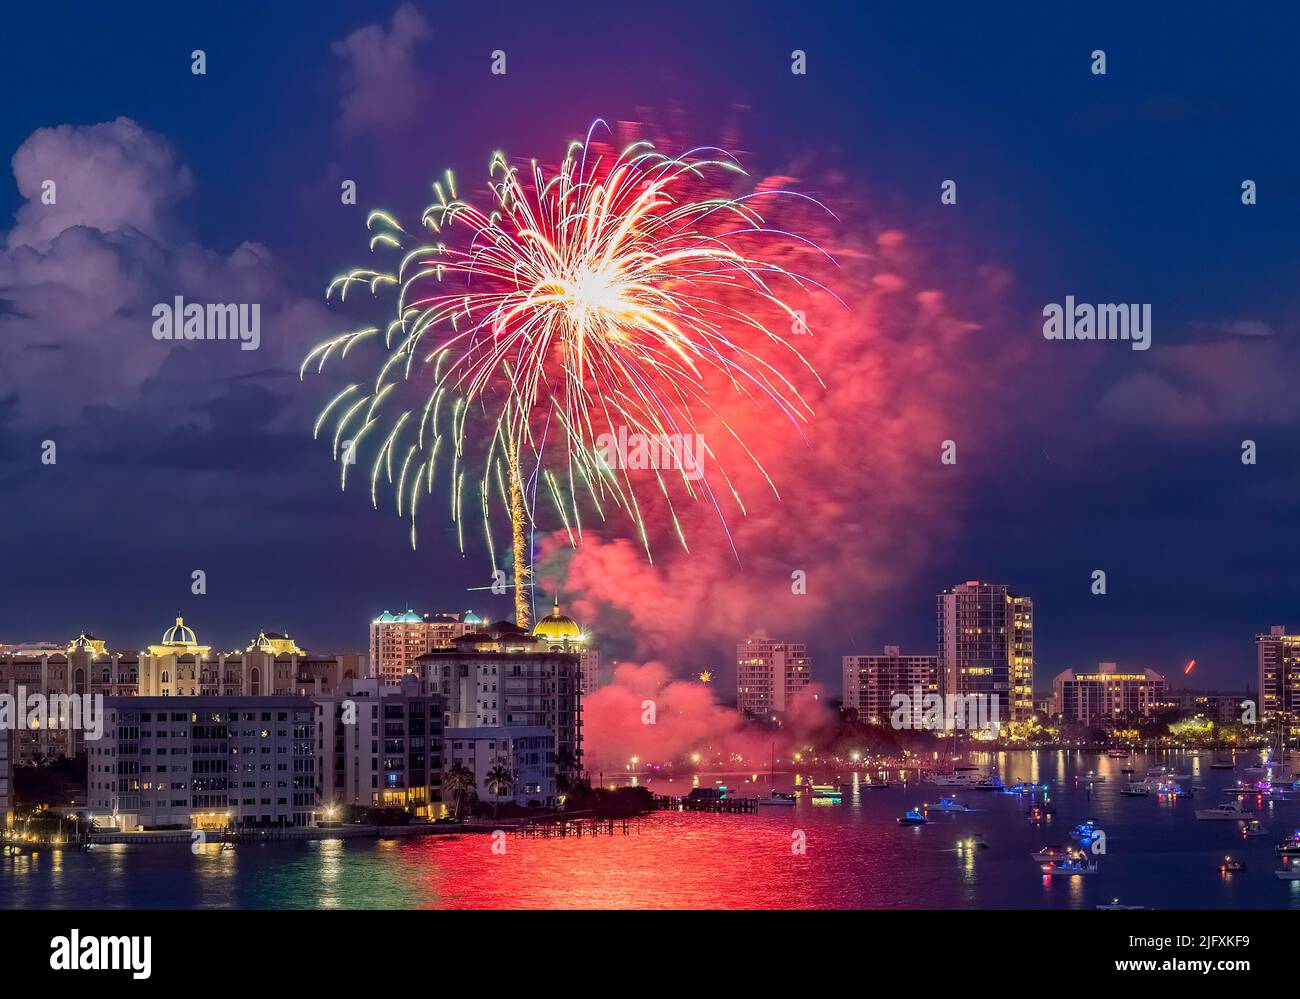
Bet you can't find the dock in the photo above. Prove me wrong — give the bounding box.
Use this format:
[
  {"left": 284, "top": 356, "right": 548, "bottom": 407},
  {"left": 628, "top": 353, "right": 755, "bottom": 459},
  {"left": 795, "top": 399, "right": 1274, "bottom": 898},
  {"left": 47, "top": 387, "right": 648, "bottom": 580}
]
[{"left": 652, "top": 795, "right": 760, "bottom": 814}]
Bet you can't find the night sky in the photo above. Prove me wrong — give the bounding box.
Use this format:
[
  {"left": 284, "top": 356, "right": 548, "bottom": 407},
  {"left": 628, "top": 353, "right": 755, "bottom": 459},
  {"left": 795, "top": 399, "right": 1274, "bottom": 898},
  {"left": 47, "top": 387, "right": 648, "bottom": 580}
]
[{"left": 2, "top": 2, "right": 1297, "bottom": 694}]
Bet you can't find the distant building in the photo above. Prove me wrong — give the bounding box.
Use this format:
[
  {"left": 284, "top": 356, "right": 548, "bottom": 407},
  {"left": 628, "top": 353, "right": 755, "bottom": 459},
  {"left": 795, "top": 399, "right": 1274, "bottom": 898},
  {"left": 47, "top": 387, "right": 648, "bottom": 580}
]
[
  {"left": 88, "top": 696, "right": 318, "bottom": 831},
  {"left": 315, "top": 676, "right": 444, "bottom": 818},
  {"left": 1161, "top": 689, "right": 1250, "bottom": 726},
  {"left": 1052, "top": 663, "right": 1166, "bottom": 728},
  {"left": 0, "top": 724, "right": 12, "bottom": 829},
  {"left": 842, "top": 646, "right": 940, "bottom": 727},
  {"left": 736, "top": 638, "right": 811, "bottom": 719},
  {"left": 1257, "top": 626, "right": 1300, "bottom": 724},
  {"left": 369, "top": 610, "right": 477, "bottom": 684},
  {"left": 446, "top": 725, "right": 557, "bottom": 807},
  {"left": 416, "top": 621, "right": 582, "bottom": 784},
  {"left": 937, "top": 581, "right": 1034, "bottom": 723}
]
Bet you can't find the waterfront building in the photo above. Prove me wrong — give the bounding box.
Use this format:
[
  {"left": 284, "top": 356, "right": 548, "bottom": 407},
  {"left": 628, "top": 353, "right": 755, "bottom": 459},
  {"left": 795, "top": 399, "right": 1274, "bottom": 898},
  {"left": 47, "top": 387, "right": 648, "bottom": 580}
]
[
  {"left": 415, "top": 620, "right": 582, "bottom": 783},
  {"left": 531, "top": 597, "right": 603, "bottom": 693},
  {"left": 0, "top": 724, "right": 12, "bottom": 829},
  {"left": 1051, "top": 662, "right": 1166, "bottom": 728},
  {"left": 88, "top": 695, "right": 318, "bottom": 831},
  {"left": 842, "top": 646, "right": 940, "bottom": 727},
  {"left": 446, "top": 725, "right": 557, "bottom": 807},
  {"left": 369, "top": 610, "right": 476, "bottom": 684},
  {"left": 1160, "top": 689, "right": 1251, "bottom": 726},
  {"left": 937, "top": 581, "right": 1035, "bottom": 724},
  {"left": 1257, "top": 625, "right": 1300, "bottom": 727},
  {"left": 315, "top": 676, "right": 444, "bottom": 818},
  {"left": 736, "top": 637, "right": 811, "bottom": 719}
]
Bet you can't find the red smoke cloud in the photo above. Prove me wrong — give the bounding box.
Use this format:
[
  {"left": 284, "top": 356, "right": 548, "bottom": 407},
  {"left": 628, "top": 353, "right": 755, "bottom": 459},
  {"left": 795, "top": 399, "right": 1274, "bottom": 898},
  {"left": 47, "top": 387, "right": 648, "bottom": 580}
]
[
  {"left": 581, "top": 661, "right": 836, "bottom": 770},
  {"left": 541, "top": 154, "right": 1024, "bottom": 673}
]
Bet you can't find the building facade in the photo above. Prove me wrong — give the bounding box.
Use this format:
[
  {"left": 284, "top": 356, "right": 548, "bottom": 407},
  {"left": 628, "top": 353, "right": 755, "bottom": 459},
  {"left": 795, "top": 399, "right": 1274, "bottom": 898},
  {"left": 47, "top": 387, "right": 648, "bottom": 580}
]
[
  {"left": 1052, "top": 662, "right": 1166, "bottom": 728},
  {"left": 1258, "top": 625, "right": 1300, "bottom": 725},
  {"left": 842, "top": 646, "right": 940, "bottom": 727},
  {"left": 736, "top": 638, "right": 811, "bottom": 719},
  {"left": 369, "top": 610, "right": 479, "bottom": 684},
  {"left": 0, "top": 724, "right": 12, "bottom": 829},
  {"left": 416, "top": 621, "right": 582, "bottom": 783},
  {"left": 446, "top": 725, "right": 557, "bottom": 807},
  {"left": 88, "top": 696, "right": 318, "bottom": 831},
  {"left": 937, "top": 581, "right": 1034, "bottom": 724},
  {"left": 315, "top": 676, "right": 444, "bottom": 818}
]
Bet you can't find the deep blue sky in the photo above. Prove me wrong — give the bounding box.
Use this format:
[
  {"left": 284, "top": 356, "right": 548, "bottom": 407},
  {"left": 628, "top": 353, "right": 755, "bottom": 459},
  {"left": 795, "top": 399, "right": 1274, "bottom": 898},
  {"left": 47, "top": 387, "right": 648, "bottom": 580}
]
[{"left": 1, "top": 2, "right": 1297, "bottom": 693}]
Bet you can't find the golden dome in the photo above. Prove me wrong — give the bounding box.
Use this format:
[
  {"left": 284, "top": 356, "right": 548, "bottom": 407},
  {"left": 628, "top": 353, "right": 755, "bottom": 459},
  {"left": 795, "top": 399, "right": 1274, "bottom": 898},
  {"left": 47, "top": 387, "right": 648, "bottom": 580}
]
[{"left": 532, "top": 597, "right": 583, "bottom": 645}]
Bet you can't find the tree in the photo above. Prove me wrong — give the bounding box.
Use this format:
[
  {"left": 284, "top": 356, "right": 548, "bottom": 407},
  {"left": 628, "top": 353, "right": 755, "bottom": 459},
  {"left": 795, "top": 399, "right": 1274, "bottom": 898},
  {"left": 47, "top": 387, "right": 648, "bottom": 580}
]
[
  {"left": 443, "top": 764, "right": 477, "bottom": 821},
  {"left": 484, "top": 764, "right": 515, "bottom": 818}
]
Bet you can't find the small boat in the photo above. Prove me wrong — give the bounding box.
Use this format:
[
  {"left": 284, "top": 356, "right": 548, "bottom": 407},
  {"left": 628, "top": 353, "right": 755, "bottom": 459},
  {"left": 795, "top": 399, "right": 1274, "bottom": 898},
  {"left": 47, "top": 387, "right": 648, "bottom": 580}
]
[
  {"left": 956, "top": 834, "right": 989, "bottom": 850},
  {"left": 1042, "top": 857, "right": 1098, "bottom": 876},
  {"left": 1029, "top": 845, "right": 1080, "bottom": 865},
  {"left": 1120, "top": 783, "right": 1151, "bottom": 797},
  {"left": 898, "top": 808, "right": 929, "bottom": 826},
  {"left": 1097, "top": 899, "right": 1146, "bottom": 910},
  {"left": 1196, "top": 802, "right": 1253, "bottom": 821},
  {"left": 759, "top": 791, "right": 797, "bottom": 807},
  {"left": 1070, "top": 820, "right": 1098, "bottom": 840},
  {"left": 1220, "top": 856, "right": 1247, "bottom": 873},
  {"left": 1027, "top": 803, "right": 1051, "bottom": 823},
  {"left": 926, "top": 796, "right": 974, "bottom": 813},
  {"left": 1275, "top": 868, "right": 1300, "bottom": 881},
  {"left": 1243, "top": 820, "right": 1270, "bottom": 838},
  {"left": 1210, "top": 754, "right": 1236, "bottom": 770},
  {"left": 862, "top": 780, "right": 891, "bottom": 790},
  {"left": 1121, "top": 766, "right": 1135, "bottom": 774},
  {"left": 1106, "top": 749, "right": 1130, "bottom": 759},
  {"left": 1275, "top": 832, "right": 1300, "bottom": 856},
  {"left": 1081, "top": 772, "right": 1106, "bottom": 784},
  {"left": 1224, "top": 780, "right": 1268, "bottom": 796},
  {"left": 1005, "top": 780, "right": 1049, "bottom": 795},
  {"left": 973, "top": 774, "right": 1005, "bottom": 792}
]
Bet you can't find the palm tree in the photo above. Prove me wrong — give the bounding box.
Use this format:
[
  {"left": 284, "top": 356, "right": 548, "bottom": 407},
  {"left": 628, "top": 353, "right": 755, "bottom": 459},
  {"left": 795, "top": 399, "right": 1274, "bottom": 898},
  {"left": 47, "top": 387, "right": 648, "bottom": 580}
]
[
  {"left": 443, "top": 764, "right": 476, "bottom": 821},
  {"left": 484, "top": 764, "right": 515, "bottom": 818}
]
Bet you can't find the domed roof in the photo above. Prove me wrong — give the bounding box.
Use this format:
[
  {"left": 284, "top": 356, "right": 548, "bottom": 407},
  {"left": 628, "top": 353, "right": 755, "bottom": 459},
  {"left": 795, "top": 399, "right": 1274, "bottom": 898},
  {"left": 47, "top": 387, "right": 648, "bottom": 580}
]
[
  {"left": 463, "top": 610, "right": 484, "bottom": 625},
  {"left": 373, "top": 609, "right": 424, "bottom": 624},
  {"left": 532, "top": 598, "right": 583, "bottom": 643},
  {"left": 162, "top": 617, "right": 198, "bottom": 646}
]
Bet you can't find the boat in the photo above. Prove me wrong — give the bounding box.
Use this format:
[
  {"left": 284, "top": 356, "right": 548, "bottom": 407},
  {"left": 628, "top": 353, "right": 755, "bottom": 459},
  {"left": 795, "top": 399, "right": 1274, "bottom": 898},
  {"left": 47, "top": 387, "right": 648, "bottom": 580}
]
[
  {"left": 973, "top": 774, "right": 1005, "bottom": 792},
  {"left": 1121, "top": 766, "right": 1135, "bottom": 774},
  {"left": 1120, "top": 783, "right": 1151, "bottom": 797},
  {"left": 1106, "top": 749, "right": 1130, "bottom": 759},
  {"left": 1026, "top": 803, "right": 1054, "bottom": 822},
  {"left": 759, "top": 791, "right": 797, "bottom": 807},
  {"left": 861, "top": 780, "right": 891, "bottom": 790},
  {"left": 1082, "top": 772, "right": 1106, "bottom": 784},
  {"left": 1005, "top": 780, "right": 1050, "bottom": 794},
  {"left": 1220, "top": 856, "right": 1247, "bottom": 873},
  {"left": 1275, "top": 868, "right": 1300, "bottom": 881},
  {"left": 1042, "top": 856, "right": 1098, "bottom": 876},
  {"left": 898, "top": 808, "right": 929, "bottom": 826},
  {"left": 1097, "top": 899, "right": 1147, "bottom": 910},
  {"left": 1196, "top": 802, "right": 1253, "bottom": 821},
  {"left": 807, "top": 783, "right": 843, "bottom": 801},
  {"left": 1210, "top": 753, "right": 1236, "bottom": 770},
  {"left": 1224, "top": 780, "right": 1268, "bottom": 796},
  {"left": 1070, "top": 820, "right": 1098, "bottom": 840},
  {"left": 1243, "top": 820, "right": 1270, "bottom": 838},
  {"left": 925, "top": 772, "right": 980, "bottom": 788},
  {"left": 925, "top": 796, "right": 974, "bottom": 813},
  {"left": 1030, "top": 845, "right": 1082, "bottom": 865},
  {"left": 956, "top": 834, "right": 989, "bottom": 850},
  {"left": 1153, "top": 781, "right": 1192, "bottom": 798},
  {"left": 1275, "top": 831, "right": 1300, "bottom": 856}
]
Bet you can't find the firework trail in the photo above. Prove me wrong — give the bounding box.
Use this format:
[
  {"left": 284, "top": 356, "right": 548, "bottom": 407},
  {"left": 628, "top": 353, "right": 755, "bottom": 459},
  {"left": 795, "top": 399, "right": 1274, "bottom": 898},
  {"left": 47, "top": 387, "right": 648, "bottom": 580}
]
[{"left": 302, "top": 120, "right": 828, "bottom": 626}]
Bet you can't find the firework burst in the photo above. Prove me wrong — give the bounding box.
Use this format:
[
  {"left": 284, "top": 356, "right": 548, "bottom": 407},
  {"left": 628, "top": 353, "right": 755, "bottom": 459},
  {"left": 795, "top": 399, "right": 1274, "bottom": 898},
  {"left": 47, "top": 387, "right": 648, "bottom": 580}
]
[{"left": 302, "top": 120, "right": 827, "bottom": 626}]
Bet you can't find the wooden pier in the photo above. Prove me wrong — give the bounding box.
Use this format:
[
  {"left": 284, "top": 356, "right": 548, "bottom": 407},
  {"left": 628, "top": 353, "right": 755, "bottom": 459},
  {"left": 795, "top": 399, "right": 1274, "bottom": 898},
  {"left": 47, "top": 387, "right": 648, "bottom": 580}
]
[
  {"left": 652, "top": 795, "right": 760, "bottom": 814},
  {"left": 513, "top": 816, "right": 640, "bottom": 838}
]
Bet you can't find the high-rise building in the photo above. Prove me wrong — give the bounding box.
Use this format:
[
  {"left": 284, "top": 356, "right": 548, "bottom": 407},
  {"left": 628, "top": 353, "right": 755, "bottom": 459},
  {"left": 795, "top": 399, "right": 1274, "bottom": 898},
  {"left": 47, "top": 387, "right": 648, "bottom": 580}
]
[
  {"left": 937, "top": 581, "right": 1034, "bottom": 724},
  {"left": 0, "top": 724, "right": 12, "bottom": 830},
  {"left": 842, "top": 646, "right": 940, "bottom": 727},
  {"left": 315, "top": 676, "right": 444, "bottom": 818},
  {"left": 88, "top": 696, "right": 318, "bottom": 831},
  {"left": 1257, "top": 626, "right": 1300, "bottom": 724},
  {"left": 736, "top": 637, "right": 811, "bottom": 719},
  {"left": 416, "top": 621, "right": 582, "bottom": 784},
  {"left": 1052, "top": 662, "right": 1166, "bottom": 728},
  {"left": 369, "top": 610, "right": 479, "bottom": 684},
  {"left": 530, "top": 597, "right": 603, "bottom": 693}
]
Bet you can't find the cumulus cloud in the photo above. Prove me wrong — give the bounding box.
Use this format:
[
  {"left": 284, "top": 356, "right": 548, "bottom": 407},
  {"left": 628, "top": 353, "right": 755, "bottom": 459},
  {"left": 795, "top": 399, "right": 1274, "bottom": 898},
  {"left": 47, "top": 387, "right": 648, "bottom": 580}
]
[
  {"left": 7, "top": 117, "right": 192, "bottom": 248},
  {"left": 331, "top": 4, "right": 431, "bottom": 137}
]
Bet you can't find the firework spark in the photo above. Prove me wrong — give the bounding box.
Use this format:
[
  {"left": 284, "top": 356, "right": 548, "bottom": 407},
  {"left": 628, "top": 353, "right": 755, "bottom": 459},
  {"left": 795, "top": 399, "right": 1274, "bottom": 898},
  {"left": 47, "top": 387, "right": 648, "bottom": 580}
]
[{"left": 302, "top": 120, "right": 827, "bottom": 625}]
